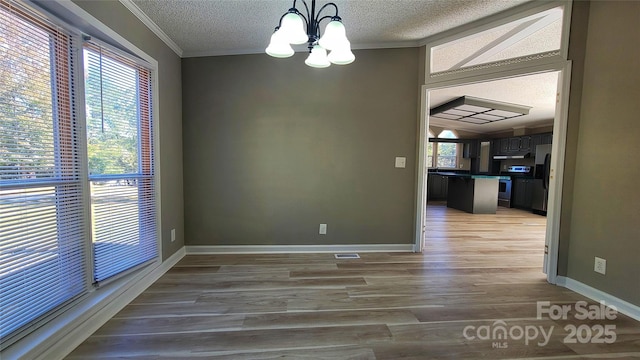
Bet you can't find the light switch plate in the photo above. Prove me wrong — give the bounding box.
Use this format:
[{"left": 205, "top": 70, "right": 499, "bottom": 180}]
[
  {"left": 319, "top": 224, "right": 327, "bottom": 235},
  {"left": 395, "top": 157, "right": 406, "bottom": 168},
  {"left": 594, "top": 257, "right": 606, "bottom": 275}
]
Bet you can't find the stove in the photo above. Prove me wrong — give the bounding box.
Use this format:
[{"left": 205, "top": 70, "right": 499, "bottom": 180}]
[
  {"left": 498, "top": 166, "right": 532, "bottom": 208},
  {"left": 498, "top": 178, "right": 512, "bottom": 207},
  {"left": 506, "top": 165, "right": 532, "bottom": 174}
]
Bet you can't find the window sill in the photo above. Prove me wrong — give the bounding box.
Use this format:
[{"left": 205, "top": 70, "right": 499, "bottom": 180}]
[{"left": 1, "top": 248, "right": 185, "bottom": 360}]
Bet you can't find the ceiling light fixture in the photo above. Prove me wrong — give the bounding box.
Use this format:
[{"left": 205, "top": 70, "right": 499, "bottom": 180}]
[
  {"left": 266, "top": 0, "right": 355, "bottom": 68},
  {"left": 430, "top": 96, "right": 532, "bottom": 125}
]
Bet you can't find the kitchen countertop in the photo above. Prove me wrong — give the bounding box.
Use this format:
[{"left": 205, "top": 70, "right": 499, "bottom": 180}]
[{"left": 432, "top": 172, "right": 511, "bottom": 180}]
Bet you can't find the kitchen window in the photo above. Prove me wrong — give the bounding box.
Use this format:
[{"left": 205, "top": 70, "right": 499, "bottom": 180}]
[
  {"left": 427, "top": 129, "right": 460, "bottom": 169},
  {"left": 427, "top": 130, "right": 434, "bottom": 167}
]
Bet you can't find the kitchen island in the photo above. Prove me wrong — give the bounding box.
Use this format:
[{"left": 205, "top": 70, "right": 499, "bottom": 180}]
[{"left": 433, "top": 173, "right": 509, "bottom": 214}]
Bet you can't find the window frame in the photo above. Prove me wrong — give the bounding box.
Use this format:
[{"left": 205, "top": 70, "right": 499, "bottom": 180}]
[
  {"left": 423, "top": 1, "right": 572, "bottom": 85},
  {"left": 0, "top": 0, "right": 162, "bottom": 349},
  {"left": 0, "top": 1, "right": 90, "bottom": 347},
  {"left": 82, "top": 40, "right": 159, "bottom": 284},
  {"left": 427, "top": 129, "right": 461, "bottom": 169}
]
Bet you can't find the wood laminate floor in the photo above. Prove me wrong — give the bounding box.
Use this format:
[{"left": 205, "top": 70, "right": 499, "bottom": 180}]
[{"left": 67, "top": 203, "right": 640, "bottom": 359}]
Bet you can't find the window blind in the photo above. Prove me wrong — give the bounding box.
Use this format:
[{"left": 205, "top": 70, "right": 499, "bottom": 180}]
[
  {"left": 83, "top": 43, "right": 157, "bottom": 283},
  {"left": 0, "top": 0, "right": 87, "bottom": 344}
]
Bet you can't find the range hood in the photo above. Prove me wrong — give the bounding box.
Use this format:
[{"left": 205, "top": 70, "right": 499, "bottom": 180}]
[{"left": 493, "top": 153, "right": 531, "bottom": 160}]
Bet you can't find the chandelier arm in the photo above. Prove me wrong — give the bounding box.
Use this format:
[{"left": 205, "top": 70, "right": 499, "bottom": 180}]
[
  {"left": 282, "top": 7, "right": 307, "bottom": 28},
  {"left": 274, "top": 12, "right": 288, "bottom": 29},
  {"left": 317, "top": 15, "right": 335, "bottom": 24},
  {"left": 299, "top": 0, "right": 311, "bottom": 24},
  {"left": 316, "top": 2, "right": 339, "bottom": 18},
  {"left": 299, "top": 0, "right": 312, "bottom": 40}
]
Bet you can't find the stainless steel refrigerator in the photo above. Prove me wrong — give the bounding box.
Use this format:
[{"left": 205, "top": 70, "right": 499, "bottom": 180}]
[{"left": 532, "top": 144, "right": 552, "bottom": 215}]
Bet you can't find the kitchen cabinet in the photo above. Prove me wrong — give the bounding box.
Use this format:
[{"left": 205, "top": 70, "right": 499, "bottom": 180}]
[
  {"left": 428, "top": 174, "right": 449, "bottom": 200},
  {"left": 491, "top": 139, "right": 500, "bottom": 156},
  {"left": 531, "top": 133, "right": 553, "bottom": 149},
  {"left": 531, "top": 134, "right": 542, "bottom": 149},
  {"left": 493, "top": 133, "right": 551, "bottom": 154},
  {"left": 500, "top": 138, "right": 509, "bottom": 153},
  {"left": 463, "top": 140, "right": 478, "bottom": 158},
  {"left": 508, "top": 137, "right": 521, "bottom": 151},
  {"left": 512, "top": 178, "right": 534, "bottom": 209},
  {"left": 519, "top": 136, "right": 532, "bottom": 152}
]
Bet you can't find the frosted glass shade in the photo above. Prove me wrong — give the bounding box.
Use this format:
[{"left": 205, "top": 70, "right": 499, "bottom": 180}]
[
  {"left": 266, "top": 30, "right": 294, "bottom": 58},
  {"left": 280, "top": 12, "right": 308, "bottom": 45},
  {"left": 305, "top": 45, "right": 331, "bottom": 68},
  {"left": 328, "top": 40, "right": 355, "bottom": 65},
  {"left": 318, "top": 20, "right": 347, "bottom": 51}
]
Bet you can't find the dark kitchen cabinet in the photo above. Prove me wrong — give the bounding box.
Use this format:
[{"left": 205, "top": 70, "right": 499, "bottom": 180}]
[
  {"left": 500, "top": 138, "right": 509, "bottom": 153},
  {"left": 531, "top": 133, "right": 553, "bottom": 150},
  {"left": 492, "top": 139, "right": 500, "bottom": 156},
  {"left": 508, "top": 137, "right": 521, "bottom": 151},
  {"left": 463, "top": 140, "right": 478, "bottom": 158},
  {"left": 428, "top": 174, "right": 449, "bottom": 200},
  {"left": 519, "top": 136, "right": 532, "bottom": 152},
  {"left": 512, "top": 178, "right": 534, "bottom": 209},
  {"left": 531, "top": 134, "right": 543, "bottom": 149}
]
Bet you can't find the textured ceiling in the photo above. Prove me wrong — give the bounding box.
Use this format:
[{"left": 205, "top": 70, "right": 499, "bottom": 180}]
[
  {"left": 129, "top": 0, "right": 530, "bottom": 57},
  {"left": 125, "top": 0, "right": 558, "bottom": 133}
]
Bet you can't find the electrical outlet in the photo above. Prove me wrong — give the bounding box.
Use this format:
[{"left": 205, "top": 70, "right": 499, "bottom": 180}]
[
  {"left": 171, "top": 229, "right": 176, "bottom": 242},
  {"left": 594, "top": 257, "right": 606, "bottom": 275},
  {"left": 319, "top": 224, "right": 327, "bottom": 235}
]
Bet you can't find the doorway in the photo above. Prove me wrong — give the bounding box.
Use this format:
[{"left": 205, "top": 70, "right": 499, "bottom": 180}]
[{"left": 415, "top": 65, "right": 572, "bottom": 285}]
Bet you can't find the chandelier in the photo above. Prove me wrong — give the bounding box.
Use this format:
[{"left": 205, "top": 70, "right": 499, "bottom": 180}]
[{"left": 265, "top": 0, "right": 355, "bottom": 68}]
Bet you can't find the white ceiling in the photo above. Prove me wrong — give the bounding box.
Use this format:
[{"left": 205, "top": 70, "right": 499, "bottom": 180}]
[{"left": 124, "top": 0, "right": 558, "bottom": 134}]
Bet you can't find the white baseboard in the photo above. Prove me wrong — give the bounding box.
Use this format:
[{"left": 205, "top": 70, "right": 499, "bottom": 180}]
[
  {"left": 2, "top": 247, "right": 186, "bottom": 360},
  {"left": 186, "top": 244, "right": 414, "bottom": 254},
  {"left": 557, "top": 276, "right": 640, "bottom": 321}
]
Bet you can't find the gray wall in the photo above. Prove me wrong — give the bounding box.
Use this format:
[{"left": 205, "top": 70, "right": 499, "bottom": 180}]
[
  {"left": 182, "top": 49, "right": 419, "bottom": 246},
  {"left": 561, "top": 1, "right": 640, "bottom": 305},
  {"left": 557, "top": 0, "right": 589, "bottom": 276},
  {"left": 72, "top": 1, "right": 184, "bottom": 260}
]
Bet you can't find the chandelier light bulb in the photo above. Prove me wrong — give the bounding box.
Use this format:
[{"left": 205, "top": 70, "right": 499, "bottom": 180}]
[
  {"left": 318, "top": 19, "right": 347, "bottom": 51},
  {"left": 305, "top": 45, "right": 331, "bottom": 68},
  {"left": 280, "top": 12, "right": 309, "bottom": 45},
  {"left": 265, "top": 1, "right": 354, "bottom": 67},
  {"left": 327, "top": 39, "right": 355, "bottom": 65},
  {"left": 266, "top": 29, "right": 294, "bottom": 58}
]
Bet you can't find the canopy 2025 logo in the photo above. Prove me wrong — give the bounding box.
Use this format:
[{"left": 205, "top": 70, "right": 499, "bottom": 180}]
[{"left": 462, "top": 301, "right": 618, "bottom": 348}]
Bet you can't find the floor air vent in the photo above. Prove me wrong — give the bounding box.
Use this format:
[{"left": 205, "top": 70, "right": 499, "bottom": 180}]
[{"left": 334, "top": 253, "right": 360, "bottom": 259}]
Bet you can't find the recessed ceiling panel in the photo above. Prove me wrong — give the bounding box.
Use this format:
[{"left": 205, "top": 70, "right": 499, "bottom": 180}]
[
  {"left": 457, "top": 104, "right": 492, "bottom": 113},
  {"left": 486, "top": 109, "right": 523, "bottom": 117},
  {"left": 428, "top": 72, "right": 560, "bottom": 134},
  {"left": 432, "top": 113, "right": 462, "bottom": 120},
  {"left": 470, "top": 113, "right": 503, "bottom": 121}
]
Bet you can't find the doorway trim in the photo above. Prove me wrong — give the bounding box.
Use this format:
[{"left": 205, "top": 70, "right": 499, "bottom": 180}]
[{"left": 414, "top": 61, "right": 572, "bottom": 285}]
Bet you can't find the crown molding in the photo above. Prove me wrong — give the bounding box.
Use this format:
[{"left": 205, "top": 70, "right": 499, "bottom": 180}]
[
  {"left": 181, "top": 40, "right": 421, "bottom": 58},
  {"left": 182, "top": 47, "right": 273, "bottom": 58},
  {"left": 118, "top": 0, "right": 183, "bottom": 57}
]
